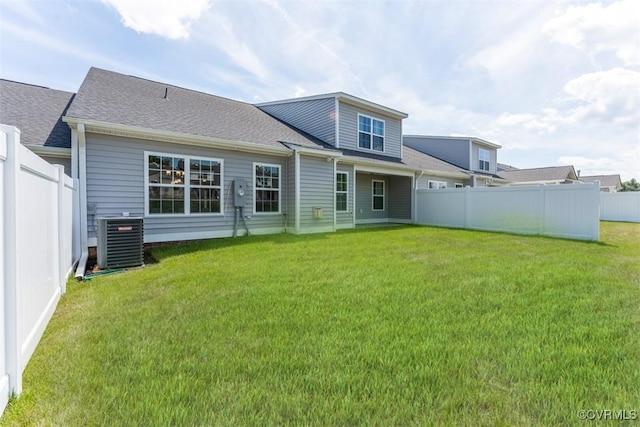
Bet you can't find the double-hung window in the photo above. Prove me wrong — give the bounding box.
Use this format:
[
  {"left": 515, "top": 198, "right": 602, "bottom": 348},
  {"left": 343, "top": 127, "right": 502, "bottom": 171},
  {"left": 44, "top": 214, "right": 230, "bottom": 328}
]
[
  {"left": 146, "top": 153, "right": 222, "bottom": 215},
  {"left": 190, "top": 158, "right": 222, "bottom": 213},
  {"left": 336, "top": 172, "right": 348, "bottom": 212},
  {"left": 254, "top": 163, "right": 280, "bottom": 213},
  {"left": 479, "top": 148, "right": 490, "bottom": 172},
  {"left": 372, "top": 180, "right": 385, "bottom": 211},
  {"left": 358, "top": 114, "right": 385, "bottom": 152}
]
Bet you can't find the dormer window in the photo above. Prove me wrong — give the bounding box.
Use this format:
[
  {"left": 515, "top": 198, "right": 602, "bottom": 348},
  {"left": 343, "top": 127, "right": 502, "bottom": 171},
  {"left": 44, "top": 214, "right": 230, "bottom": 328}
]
[
  {"left": 358, "top": 114, "right": 385, "bottom": 152},
  {"left": 479, "top": 148, "right": 490, "bottom": 172}
]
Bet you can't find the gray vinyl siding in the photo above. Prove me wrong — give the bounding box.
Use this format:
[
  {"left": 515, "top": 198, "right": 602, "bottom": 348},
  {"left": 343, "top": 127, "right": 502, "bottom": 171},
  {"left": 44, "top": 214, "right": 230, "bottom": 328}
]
[
  {"left": 335, "top": 164, "right": 354, "bottom": 228},
  {"left": 298, "top": 155, "right": 334, "bottom": 233},
  {"left": 85, "top": 133, "right": 288, "bottom": 243},
  {"left": 403, "top": 136, "right": 470, "bottom": 170},
  {"left": 41, "top": 156, "right": 71, "bottom": 177},
  {"left": 355, "top": 173, "right": 388, "bottom": 221},
  {"left": 257, "top": 98, "right": 336, "bottom": 146},
  {"left": 387, "top": 176, "right": 412, "bottom": 220},
  {"left": 471, "top": 142, "right": 497, "bottom": 175},
  {"left": 338, "top": 102, "right": 403, "bottom": 159}
]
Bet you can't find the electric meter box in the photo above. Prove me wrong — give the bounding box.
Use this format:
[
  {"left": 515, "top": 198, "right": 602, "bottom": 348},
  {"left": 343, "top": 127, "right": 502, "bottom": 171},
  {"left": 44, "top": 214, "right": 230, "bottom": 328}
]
[{"left": 233, "top": 178, "right": 247, "bottom": 207}]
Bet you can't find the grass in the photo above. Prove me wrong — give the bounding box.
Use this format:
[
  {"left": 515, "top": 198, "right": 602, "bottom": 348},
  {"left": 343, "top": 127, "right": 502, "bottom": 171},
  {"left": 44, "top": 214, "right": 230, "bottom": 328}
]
[{"left": 2, "top": 222, "right": 639, "bottom": 426}]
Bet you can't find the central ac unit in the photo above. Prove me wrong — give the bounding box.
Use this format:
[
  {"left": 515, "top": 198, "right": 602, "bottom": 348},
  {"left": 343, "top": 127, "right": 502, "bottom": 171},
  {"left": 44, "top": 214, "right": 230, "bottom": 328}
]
[{"left": 97, "top": 217, "right": 144, "bottom": 269}]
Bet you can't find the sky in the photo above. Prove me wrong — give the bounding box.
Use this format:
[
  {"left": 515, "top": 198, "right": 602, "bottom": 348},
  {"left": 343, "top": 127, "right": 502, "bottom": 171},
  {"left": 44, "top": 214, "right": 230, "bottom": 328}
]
[{"left": 1, "top": 0, "right": 639, "bottom": 181}]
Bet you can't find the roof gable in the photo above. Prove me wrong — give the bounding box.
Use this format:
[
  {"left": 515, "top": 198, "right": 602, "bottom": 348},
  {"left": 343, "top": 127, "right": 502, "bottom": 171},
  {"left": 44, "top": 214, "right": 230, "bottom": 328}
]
[
  {"left": 500, "top": 165, "right": 578, "bottom": 182},
  {"left": 580, "top": 174, "right": 622, "bottom": 187},
  {"left": 256, "top": 92, "right": 408, "bottom": 120},
  {"left": 0, "top": 79, "right": 74, "bottom": 148}
]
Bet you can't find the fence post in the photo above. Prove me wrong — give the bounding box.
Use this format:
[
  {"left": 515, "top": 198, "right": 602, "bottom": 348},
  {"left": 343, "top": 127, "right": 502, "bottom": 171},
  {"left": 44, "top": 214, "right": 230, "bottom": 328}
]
[
  {"left": 539, "top": 184, "right": 546, "bottom": 236},
  {"left": 55, "top": 165, "right": 66, "bottom": 294},
  {"left": 1, "top": 125, "right": 21, "bottom": 396},
  {"left": 593, "top": 181, "right": 600, "bottom": 241},
  {"left": 464, "top": 186, "right": 470, "bottom": 228}
]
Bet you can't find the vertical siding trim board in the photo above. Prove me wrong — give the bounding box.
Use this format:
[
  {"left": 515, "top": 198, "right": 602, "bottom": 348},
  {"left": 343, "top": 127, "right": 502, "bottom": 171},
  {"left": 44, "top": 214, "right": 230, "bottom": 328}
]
[
  {"left": 295, "top": 150, "right": 301, "bottom": 233},
  {"left": 333, "top": 158, "right": 337, "bottom": 230},
  {"left": 351, "top": 164, "right": 356, "bottom": 228},
  {"left": 335, "top": 97, "right": 340, "bottom": 148}
]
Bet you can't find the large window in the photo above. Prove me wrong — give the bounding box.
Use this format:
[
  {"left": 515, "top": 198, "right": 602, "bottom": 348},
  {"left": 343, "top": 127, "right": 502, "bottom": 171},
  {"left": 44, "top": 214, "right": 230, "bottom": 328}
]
[
  {"left": 254, "top": 163, "right": 280, "bottom": 213},
  {"left": 336, "top": 172, "right": 348, "bottom": 212},
  {"left": 146, "top": 153, "right": 222, "bottom": 215},
  {"left": 358, "top": 114, "right": 385, "bottom": 152},
  {"left": 372, "top": 180, "right": 385, "bottom": 211},
  {"left": 479, "top": 148, "right": 490, "bottom": 172}
]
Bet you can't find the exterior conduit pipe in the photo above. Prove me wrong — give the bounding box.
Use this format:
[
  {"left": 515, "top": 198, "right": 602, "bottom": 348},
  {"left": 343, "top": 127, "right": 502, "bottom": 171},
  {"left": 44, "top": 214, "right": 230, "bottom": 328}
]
[{"left": 74, "top": 123, "right": 89, "bottom": 279}]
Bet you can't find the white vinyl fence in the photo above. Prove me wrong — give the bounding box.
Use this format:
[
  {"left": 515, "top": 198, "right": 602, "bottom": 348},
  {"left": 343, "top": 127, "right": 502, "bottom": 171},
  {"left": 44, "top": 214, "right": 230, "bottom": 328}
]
[
  {"left": 416, "top": 183, "right": 600, "bottom": 241},
  {"left": 600, "top": 192, "right": 640, "bottom": 223},
  {"left": 0, "top": 125, "right": 74, "bottom": 414}
]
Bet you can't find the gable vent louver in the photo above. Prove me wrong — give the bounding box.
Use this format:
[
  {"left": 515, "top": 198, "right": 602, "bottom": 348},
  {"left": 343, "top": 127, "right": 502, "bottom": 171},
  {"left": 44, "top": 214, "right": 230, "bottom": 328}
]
[{"left": 97, "top": 217, "right": 144, "bottom": 269}]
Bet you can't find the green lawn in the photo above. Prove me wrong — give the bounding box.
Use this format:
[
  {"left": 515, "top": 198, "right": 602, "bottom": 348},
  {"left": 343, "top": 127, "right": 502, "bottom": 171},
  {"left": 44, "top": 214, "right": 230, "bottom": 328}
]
[{"left": 3, "top": 222, "right": 639, "bottom": 426}]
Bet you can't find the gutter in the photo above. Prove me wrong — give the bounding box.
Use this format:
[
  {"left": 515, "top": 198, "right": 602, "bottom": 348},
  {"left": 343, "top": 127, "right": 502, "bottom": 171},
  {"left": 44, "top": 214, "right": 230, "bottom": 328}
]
[
  {"left": 27, "top": 146, "right": 71, "bottom": 159},
  {"left": 62, "top": 117, "right": 293, "bottom": 157}
]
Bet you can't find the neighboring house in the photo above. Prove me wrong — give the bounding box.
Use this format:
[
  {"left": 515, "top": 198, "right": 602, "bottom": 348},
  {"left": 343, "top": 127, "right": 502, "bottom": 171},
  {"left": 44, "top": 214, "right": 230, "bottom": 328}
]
[
  {"left": 499, "top": 165, "right": 580, "bottom": 185},
  {"left": 53, "top": 67, "right": 473, "bottom": 250},
  {"left": 402, "top": 135, "right": 506, "bottom": 186},
  {"left": 0, "top": 79, "right": 74, "bottom": 174},
  {"left": 497, "top": 163, "right": 519, "bottom": 172},
  {"left": 579, "top": 174, "right": 623, "bottom": 192}
]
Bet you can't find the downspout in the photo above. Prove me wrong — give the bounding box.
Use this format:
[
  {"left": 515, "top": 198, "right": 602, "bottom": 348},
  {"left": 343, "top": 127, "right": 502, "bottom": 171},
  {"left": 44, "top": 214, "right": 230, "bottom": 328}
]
[
  {"left": 294, "top": 148, "right": 301, "bottom": 234},
  {"left": 71, "top": 128, "right": 80, "bottom": 261},
  {"left": 74, "top": 123, "right": 89, "bottom": 279}
]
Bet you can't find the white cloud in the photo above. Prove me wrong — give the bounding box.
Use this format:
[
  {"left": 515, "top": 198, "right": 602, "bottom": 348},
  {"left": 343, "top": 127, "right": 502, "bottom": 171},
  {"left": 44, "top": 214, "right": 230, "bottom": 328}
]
[
  {"left": 561, "top": 68, "right": 640, "bottom": 126},
  {"left": 101, "top": 0, "right": 210, "bottom": 40},
  {"left": 558, "top": 149, "right": 640, "bottom": 180},
  {"left": 494, "top": 112, "right": 557, "bottom": 134},
  {"left": 542, "top": 0, "right": 640, "bottom": 66}
]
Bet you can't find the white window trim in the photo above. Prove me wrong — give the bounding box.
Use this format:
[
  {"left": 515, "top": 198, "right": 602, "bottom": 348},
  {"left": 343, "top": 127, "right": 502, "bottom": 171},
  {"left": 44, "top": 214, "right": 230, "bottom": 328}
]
[
  {"left": 357, "top": 113, "right": 386, "bottom": 153},
  {"left": 336, "top": 172, "right": 348, "bottom": 212},
  {"left": 144, "top": 151, "right": 224, "bottom": 217},
  {"left": 428, "top": 180, "right": 448, "bottom": 189},
  {"left": 372, "top": 179, "right": 385, "bottom": 211},
  {"left": 479, "top": 148, "right": 490, "bottom": 172},
  {"left": 253, "top": 162, "right": 282, "bottom": 215}
]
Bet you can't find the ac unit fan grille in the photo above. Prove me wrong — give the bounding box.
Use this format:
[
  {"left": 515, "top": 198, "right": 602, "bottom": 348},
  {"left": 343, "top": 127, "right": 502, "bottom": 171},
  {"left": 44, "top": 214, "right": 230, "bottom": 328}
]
[{"left": 97, "top": 217, "right": 144, "bottom": 269}]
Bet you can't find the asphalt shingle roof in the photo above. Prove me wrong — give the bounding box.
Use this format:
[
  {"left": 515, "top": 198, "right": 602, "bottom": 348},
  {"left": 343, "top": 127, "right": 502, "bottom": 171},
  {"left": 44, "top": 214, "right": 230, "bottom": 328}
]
[
  {"left": 579, "top": 174, "right": 622, "bottom": 187},
  {"left": 0, "top": 79, "right": 74, "bottom": 148},
  {"left": 499, "top": 165, "right": 577, "bottom": 182},
  {"left": 65, "top": 67, "right": 325, "bottom": 149},
  {"left": 401, "top": 147, "right": 469, "bottom": 174}
]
